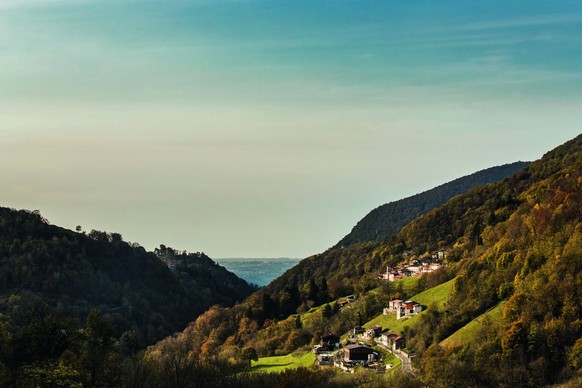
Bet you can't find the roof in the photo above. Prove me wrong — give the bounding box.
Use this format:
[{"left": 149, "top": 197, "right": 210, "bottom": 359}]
[{"left": 345, "top": 344, "right": 372, "bottom": 350}]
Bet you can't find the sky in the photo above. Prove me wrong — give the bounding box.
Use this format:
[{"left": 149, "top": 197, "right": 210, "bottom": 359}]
[{"left": 1, "top": 0, "right": 581, "bottom": 258}]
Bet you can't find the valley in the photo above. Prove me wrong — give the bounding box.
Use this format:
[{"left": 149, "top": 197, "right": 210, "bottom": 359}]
[{"left": 0, "top": 134, "right": 580, "bottom": 386}]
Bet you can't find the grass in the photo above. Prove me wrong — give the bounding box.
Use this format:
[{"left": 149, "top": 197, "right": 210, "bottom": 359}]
[
  {"left": 306, "top": 303, "right": 327, "bottom": 314},
  {"left": 441, "top": 301, "right": 505, "bottom": 348},
  {"left": 412, "top": 278, "right": 456, "bottom": 309},
  {"left": 395, "top": 276, "right": 422, "bottom": 293},
  {"left": 369, "top": 276, "right": 421, "bottom": 296},
  {"left": 373, "top": 345, "right": 401, "bottom": 369},
  {"left": 362, "top": 278, "right": 457, "bottom": 335},
  {"left": 299, "top": 278, "right": 424, "bottom": 327},
  {"left": 251, "top": 352, "right": 316, "bottom": 373}
]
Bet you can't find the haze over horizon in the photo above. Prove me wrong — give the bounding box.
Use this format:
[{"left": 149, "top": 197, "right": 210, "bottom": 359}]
[{"left": 1, "top": 1, "right": 581, "bottom": 257}]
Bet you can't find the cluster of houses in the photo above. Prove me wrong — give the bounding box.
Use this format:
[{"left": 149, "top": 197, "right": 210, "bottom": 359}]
[
  {"left": 312, "top": 253, "right": 447, "bottom": 372},
  {"left": 383, "top": 299, "right": 423, "bottom": 319},
  {"left": 337, "top": 294, "right": 356, "bottom": 308},
  {"left": 314, "top": 326, "right": 406, "bottom": 371},
  {"left": 314, "top": 332, "right": 380, "bottom": 369},
  {"left": 314, "top": 315, "right": 413, "bottom": 369},
  {"left": 314, "top": 298, "right": 426, "bottom": 370},
  {"left": 379, "top": 251, "right": 446, "bottom": 282}
]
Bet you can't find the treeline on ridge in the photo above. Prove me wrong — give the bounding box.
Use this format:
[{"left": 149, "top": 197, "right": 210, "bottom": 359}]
[
  {"left": 336, "top": 161, "right": 530, "bottom": 247},
  {"left": 0, "top": 208, "right": 256, "bottom": 347}
]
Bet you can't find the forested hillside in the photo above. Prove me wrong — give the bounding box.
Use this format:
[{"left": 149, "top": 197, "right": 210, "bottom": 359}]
[
  {"left": 407, "top": 135, "right": 582, "bottom": 386},
  {"left": 336, "top": 161, "right": 529, "bottom": 247},
  {"left": 0, "top": 208, "right": 256, "bottom": 345},
  {"left": 138, "top": 134, "right": 581, "bottom": 387}
]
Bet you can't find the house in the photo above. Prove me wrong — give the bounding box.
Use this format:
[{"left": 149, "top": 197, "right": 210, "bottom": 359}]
[
  {"left": 320, "top": 333, "right": 340, "bottom": 350},
  {"left": 379, "top": 266, "right": 391, "bottom": 280},
  {"left": 384, "top": 299, "right": 403, "bottom": 314},
  {"left": 316, "top": 354, "right": 333, "bottom": 366},
  {"left": 385, "top": 299, "right": 423, "bottom": 319},
  {"left": 429, "top": 263, "right": 442, "bottom": 271},
  {"left": 365, "top": 326, "right": 382, "bottom": 339},
  {"left": 381, "top": 333, "right": 405, "bottom": 351},
  {"left": 396, "top": 300, "right": 423, "bottom": 319},
  {"left": 343, "top": 344, "right": 376, "bottom": 361},
  {"left": 349, "top": 326, "right": 366, "bottom": 337}
]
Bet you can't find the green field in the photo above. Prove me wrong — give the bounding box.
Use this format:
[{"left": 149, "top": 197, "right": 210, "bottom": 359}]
[
  {"left": 412, "top": 278, "right": 455, "bottom": 309},
  {"left": 373, "top": 345, "right": 402, "bottom": 369},
  {"left": 251, "top": 352, "right": 316, "bottom": 373},
  {"left": 362, "top": 278, "right": 456, "bottom": 334},
  {"left": 395, "top": 276, "right": 422, "bottom": 293},
  {"left": 297, "top": 278, "right": 424, "bottom": 327},
  {"left": 441, "top": 301, "right": 505, "bottom": 348}
]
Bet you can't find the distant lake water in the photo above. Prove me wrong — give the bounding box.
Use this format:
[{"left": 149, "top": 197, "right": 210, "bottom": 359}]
[{"left": 214, "top": 258, "right": 301, "bottom": 287}]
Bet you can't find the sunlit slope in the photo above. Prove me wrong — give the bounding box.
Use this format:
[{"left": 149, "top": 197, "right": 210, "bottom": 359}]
[
  {"left": 362, "top": 278, "right": 456, "bottom": 335},
  {"left": 440, "top": 302, "right": 505, "bottom": 349}
]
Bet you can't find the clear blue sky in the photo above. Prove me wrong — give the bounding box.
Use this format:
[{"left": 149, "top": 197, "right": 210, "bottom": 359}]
[{"left": 1, "top": 0, "right": 581, "bottom": 257}]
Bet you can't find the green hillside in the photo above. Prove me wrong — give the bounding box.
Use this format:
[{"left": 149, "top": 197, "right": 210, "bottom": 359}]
[
  {"left": 409, "top": 278, "right": 455, "bottom": 309},
  {"left": 259, "top": 163, "right": 530, "bottom": 322},
  {"left": 363, "top": 278, "right": 455, "bottom": 334},
  {"left": 251, "top": 352, "right": 316, "bottom": 372},
  {"left": 440, "top": 302, "right": 505, "bottom": 349}
]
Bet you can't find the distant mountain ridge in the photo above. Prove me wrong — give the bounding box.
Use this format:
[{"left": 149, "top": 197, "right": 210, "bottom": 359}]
[{"left": 335, "top": 161, "right": 530, "bottom": 247}]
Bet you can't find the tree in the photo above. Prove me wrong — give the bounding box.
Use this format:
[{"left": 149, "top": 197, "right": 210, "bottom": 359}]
[
  {"left": 82, "top": 309, "right": 114, "bottom": 385},
  {"left": 322, "top": 304, "right": 333, "bottom": 319},
  {"left": 241, "top": 347, "right": 258, "bottom": 369},
  {"left": 20, "top": 361, "right": 82, "bottom": 388},
  {"left": 307, "top": 278, "right": 319, "bottom": 304},
  {"left": 119, "top": 330, "right": 139, "bottom": 357},
  {"left": 295, "top": 315, "right": 302, "bottom": 329}
]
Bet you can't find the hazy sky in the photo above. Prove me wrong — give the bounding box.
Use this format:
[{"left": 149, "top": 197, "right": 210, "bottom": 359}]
[{"left": 1, "top": 1, "right": 581, "bottom": 258}]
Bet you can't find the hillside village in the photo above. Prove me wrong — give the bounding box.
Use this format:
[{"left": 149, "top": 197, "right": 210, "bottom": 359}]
[
  {"left": 306, "top": 251, "right": 451, "bottom": 374},
  {"left": 378, "top": 250, "right": 446, "bottom": 281}
]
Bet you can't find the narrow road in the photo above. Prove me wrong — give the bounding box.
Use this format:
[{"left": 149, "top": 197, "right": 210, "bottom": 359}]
[{"left": 374, "top": 339, "right": 414, "bottom": 376}]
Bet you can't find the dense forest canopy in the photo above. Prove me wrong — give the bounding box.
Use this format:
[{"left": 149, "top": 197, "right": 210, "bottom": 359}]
[{"left": 0, "top": 208, "right": 256, "bottom": 345}]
